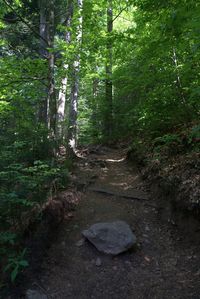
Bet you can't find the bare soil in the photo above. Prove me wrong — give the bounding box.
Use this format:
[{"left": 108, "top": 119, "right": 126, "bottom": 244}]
[{"left": 7, "top": 147, "right": 200, "bottom": 298}]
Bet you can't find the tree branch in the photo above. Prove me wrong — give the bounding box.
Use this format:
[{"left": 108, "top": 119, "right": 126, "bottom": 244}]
[
  {"left": 2, "top": 0, "right": 49, "bottom": 46},
  {"left": 112, "top": 4, "right": 132, "bottom": 23},
  {"left": 0, "top": 77, "right": 48, "bottom": 88}
]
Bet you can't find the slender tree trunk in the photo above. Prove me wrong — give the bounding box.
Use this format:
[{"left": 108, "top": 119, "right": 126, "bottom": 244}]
[
  {"left": 38, "top": 0, "right": 48, "bottom": 125},
  {"left": 105, "top": 0, "right": 113, "bottom": 140},
  {"left": 56, "top": 0, "right": 74, "bottom": 140},
  {"left": 91, "top": 67, "right": 99, "bottom": 139},
  {"left": 67, "top": 0, "right": 83, "bottom": 156},
  {"left": 172, "top": 47, "right": 186, "bottom": 104},
  {"left": 47, "top": 0, "right": 56, "bottom": 135}
]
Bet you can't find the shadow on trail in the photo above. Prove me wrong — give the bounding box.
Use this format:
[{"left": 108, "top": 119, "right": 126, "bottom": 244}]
[{"left": 8, "top": 147, "right": 200, "bottom": 299}]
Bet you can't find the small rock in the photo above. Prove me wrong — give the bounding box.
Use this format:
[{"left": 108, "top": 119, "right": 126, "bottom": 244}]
[
  {"left": 95, "top": 257, "right": 102, "bottom": 267},
  {"left": 26, "top": 289, "right": 47, "bottom": 299},
  {"left": 76, "top": 239, "right": 85, "bottom": 247},
  {"left": 145, "top": 225, "right": 150, "bottom": 232},
  {"left": 144, "top": 256, "right": 151, "bottom": 262}
]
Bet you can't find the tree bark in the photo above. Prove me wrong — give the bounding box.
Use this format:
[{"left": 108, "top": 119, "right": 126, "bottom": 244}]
[
  {"left": 91, "top": 67, "right": 99, "bottom": 139},
  {"left": 56, "top": 0, "right": 74, "bottom": 140},
  {"left": 38, "top": 0, "right": 48, "bottom": 125},
  {"left": 67, "top": 0, "right": 83, "bottom": 156},
  {"left": 47, "top": 0, "right": 56, "bottom": 135},
  {"left": 105, "top": 0, "right": 113, "bottom": 140}
]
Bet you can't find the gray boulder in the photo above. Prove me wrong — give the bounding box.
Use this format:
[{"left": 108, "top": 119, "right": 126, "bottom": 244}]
[{"left": 82, "top": 221, "right": 136, "bottom": 255}]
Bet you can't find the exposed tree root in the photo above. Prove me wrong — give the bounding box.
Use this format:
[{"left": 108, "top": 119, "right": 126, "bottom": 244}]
[{"left": 88, "top": 186, "right": 149, "bottom": 201}]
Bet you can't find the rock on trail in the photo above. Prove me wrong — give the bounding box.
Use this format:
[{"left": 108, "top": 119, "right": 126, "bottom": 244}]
[{"left": 82, "top": 221, "right": 137, "bottom": 255}]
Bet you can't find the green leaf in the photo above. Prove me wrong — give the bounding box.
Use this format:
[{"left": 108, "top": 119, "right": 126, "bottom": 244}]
[
  {"left": 11, "top": 266, "right": 19, "bottom": 283},
  {"left": 18, "top": 260, "right": 29, "bottom": 267}
]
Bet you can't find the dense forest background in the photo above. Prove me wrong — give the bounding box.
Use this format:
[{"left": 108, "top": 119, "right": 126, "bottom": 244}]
[{"left": 0, "top": 0, "right": 199, "bottom": 285}]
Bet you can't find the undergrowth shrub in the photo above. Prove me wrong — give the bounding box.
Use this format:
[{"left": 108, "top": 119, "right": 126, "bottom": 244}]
[
  {"left": 0, "top": 124, "right": 68, "bottom": 284},
  {"left": 129, "top": 123, "right": 200, "bottom": 164}
]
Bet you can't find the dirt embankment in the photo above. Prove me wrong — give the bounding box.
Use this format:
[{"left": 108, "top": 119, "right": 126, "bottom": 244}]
[{"left": 128, "top": 148, "right": 200, "bottom": 215}]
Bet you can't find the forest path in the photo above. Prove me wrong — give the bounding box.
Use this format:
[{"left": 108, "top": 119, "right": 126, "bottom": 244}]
[{"left": 27, "top": 147, "right": 200, "bottom": 299}]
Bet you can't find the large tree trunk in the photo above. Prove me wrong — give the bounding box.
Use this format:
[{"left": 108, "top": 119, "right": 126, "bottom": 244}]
[
  {"left": 39, "top": 0, "right": 48, "bottom": 57},
  {"left": 38, "top": 0, "right": 56, "bottom": 134},
  {"left": 105, "top": 0, "right": 113, "bottom": 140},
  {"left": 56, "top": 0, "right": 74, "bottom": 141},
  {"left": 67, "top": 0, "right": 83, "bottom": 157}
]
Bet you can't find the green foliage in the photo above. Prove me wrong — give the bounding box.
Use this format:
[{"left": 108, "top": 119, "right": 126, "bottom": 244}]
[
  {"left": 0, "top": 112, "right": 68, "bottom": 276},
  {"left": 152, "top": 133, "right": 182, "bottom": 156},
  {"left": 76, "top": 0, "right": 199, "bottom": 145},
  {"left": 0, "top": 14, "right": 67, "bottom": 285},
  {"left": 1, "top": 0, "right": 200, "bottom": 286},
  {"left": 153, "top": 134, "right": 181, "bottom": 146},
  {"left": 4, "top": 249, "right": 28, "bottom": 283},
  {"left": 110, "top": 1, "right": 200, "bottom": 144}
]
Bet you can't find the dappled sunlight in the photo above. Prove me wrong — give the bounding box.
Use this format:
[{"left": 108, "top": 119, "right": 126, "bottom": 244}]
[
  {"left": 110, "top": 176, "right": 140, "bottom": 190},
  {"left": 104, "top": 157, "right": 126, "bottom": 163}
]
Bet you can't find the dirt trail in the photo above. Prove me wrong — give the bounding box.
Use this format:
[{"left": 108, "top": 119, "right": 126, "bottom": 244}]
[{"left": 19, "top": 148, "right": 200, "bottom": 298}]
